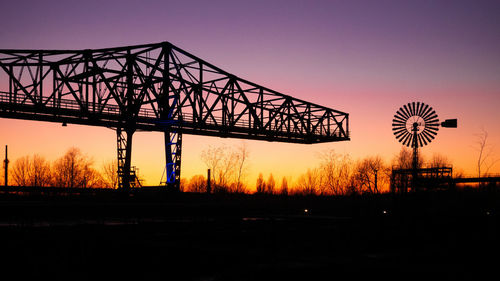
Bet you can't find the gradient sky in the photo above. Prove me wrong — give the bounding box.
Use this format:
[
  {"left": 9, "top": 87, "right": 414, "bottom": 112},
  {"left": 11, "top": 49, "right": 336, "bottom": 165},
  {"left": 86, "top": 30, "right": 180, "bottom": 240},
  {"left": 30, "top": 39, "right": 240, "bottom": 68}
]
[{"left": 1, "top": 0, "right": 499, "bottom": 188}]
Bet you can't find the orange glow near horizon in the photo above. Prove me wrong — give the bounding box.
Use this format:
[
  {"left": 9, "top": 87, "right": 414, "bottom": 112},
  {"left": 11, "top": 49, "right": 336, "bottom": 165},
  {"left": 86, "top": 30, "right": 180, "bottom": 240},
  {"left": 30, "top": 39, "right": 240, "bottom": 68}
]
[{"left": 1, "top": 85, "right": 499, "bottom": 192}]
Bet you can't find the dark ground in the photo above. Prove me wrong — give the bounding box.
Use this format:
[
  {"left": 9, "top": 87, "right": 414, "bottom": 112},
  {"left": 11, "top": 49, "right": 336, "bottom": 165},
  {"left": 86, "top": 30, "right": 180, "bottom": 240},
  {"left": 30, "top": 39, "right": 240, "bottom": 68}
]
[{"left": 0, "top": 188, "right": 498, "bottom": 280}]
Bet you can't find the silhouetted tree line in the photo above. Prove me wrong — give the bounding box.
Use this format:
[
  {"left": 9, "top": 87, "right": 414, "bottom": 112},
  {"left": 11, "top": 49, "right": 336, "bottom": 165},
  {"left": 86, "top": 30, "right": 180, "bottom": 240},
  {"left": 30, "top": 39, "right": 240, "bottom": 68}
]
[
  {"left": 184, "top": 145, "right": 453, "bottom": 196},
  {"left": 289, "top": 148, "right": 452, "bottom": 195},
  {"left": 4, "top": 145, "right": 454, "bottom": 192},
  {"left": 9, "top": 147, "right": 118, "bottom": 188}
]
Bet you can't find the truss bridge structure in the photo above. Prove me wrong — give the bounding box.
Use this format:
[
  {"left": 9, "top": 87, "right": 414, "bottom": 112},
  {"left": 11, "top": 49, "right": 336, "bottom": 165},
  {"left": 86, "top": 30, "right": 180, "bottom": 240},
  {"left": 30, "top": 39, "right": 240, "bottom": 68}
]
[{"left": 0, "top": 42, "right": 349, "bottom": 190}]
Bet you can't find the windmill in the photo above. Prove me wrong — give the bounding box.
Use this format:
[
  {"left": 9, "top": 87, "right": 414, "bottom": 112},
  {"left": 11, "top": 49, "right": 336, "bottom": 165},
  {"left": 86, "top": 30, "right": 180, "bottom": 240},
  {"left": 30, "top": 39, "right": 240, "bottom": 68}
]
[{"left": 392, "top": 102, "right": 457, "bottom": 187}]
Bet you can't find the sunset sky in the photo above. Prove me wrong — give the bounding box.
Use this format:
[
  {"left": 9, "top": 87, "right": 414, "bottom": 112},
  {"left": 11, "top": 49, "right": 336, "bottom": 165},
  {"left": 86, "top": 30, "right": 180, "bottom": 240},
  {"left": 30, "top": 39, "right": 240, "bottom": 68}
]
[{"left": 1, "top": 0, "right": 499, "bottom": 188}]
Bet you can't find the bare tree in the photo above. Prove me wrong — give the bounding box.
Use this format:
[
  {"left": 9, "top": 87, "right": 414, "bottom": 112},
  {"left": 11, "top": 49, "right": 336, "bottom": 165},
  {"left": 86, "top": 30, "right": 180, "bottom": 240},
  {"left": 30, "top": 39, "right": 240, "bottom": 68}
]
[
  {"left": 201, "top": 144, "right": 236, "bottom": 192},
  {"left": 186, "top": 174, "right": 207, "bottom": 193},
  {"left": 12, "top": 156, "right": 30, "bottom": 186},
  {"left": 475, "top": 128, "right": 498, "bottom": 177},
  {"left": 31, "top": 155, "right": 52, "bottom": 187},
  {"left": 319, "top": 150, "right": 354, "bottom": 195},
  {"left": 101, "top": 159, "right": 118, "bottom": 189},
  {"left": 52, "top": 147, "right": 102, "bottom": 188},
  {"left": 234, "top": 142, "right": 249, "bottom": 193},
  {"left": 296, "top": 168, "right": 321, "bottom": 195},
  {"left": 201, "top": 143, "right": 250, "bottom": 193},
  {"left": 279, "top": 177, "right": 289, "bottom": 196},
  {"left": 338, "top": 154, "right": 355, "bottom": 195},
  {"left": 201, "top": 144, "right": 225, "bottom": 187},
  {"left": 11, "top": 154, "right": 51, "bottom": 187},
  {"left": 266, "top": 173, "right": 276, "bottom": 194},
  {"left": 52, "top": 148, "right": 81, "bottom": 188},
  {"left": 353, "top": 156, "right": 386, "bottom": 194},
  {"left": 219, "top": 150, "right": 237, "bottom": 190},
  {"left": 428, "top": 153, "right": 451, "bottom": 168},
  {"left": 179, "top": 178, "right": 187, "bottom": 192},
  {"left": 320, "top": 149, "right": 337, "bottom": 194},
  {"left": 392, "top": 147, "right": 424, "bottom": 170},
  {"left": 256, "top": 173, "right": 265, "bottom": 193},
  {"left": 82, "top": 165, "right": 104, "bottom": 188}
]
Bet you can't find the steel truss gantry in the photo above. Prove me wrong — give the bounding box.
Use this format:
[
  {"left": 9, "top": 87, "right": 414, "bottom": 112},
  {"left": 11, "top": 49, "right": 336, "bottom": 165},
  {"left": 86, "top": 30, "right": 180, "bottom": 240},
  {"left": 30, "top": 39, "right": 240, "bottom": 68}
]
[{"left": 0, "top": 42, "right": 349, "bottom": 190}]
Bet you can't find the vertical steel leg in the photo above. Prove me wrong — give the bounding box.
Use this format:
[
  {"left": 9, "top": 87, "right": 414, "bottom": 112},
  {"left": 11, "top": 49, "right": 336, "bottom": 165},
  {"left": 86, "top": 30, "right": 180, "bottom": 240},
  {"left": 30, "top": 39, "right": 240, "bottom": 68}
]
[
  {"left": 117, "top": 127, "right": 134, "bottom": 190},
  {"left": 164, "top": 130, "right": 182, "bottom": 191}
]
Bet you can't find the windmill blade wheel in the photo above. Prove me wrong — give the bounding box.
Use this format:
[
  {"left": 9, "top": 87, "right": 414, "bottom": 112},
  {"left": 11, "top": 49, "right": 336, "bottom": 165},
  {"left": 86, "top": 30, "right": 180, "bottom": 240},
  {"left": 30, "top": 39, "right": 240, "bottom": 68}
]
[{"left": 392, "top": 102, "right": 439, "bottom": 148}]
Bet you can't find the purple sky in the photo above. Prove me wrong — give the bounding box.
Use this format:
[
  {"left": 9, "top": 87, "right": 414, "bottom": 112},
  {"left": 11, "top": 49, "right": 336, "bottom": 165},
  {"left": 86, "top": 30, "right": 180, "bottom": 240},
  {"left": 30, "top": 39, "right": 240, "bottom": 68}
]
[{"left": 1, "top": 0, "right": 500, "bottom": 185}]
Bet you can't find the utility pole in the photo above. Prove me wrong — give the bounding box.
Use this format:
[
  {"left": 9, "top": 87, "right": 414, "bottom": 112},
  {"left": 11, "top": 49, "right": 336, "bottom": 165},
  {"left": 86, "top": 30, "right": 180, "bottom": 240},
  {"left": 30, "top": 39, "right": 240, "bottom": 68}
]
[
  {"left": 207, "top": 169, "right": 211, "bottom": 194},
  {"left": 3, "top": 145, "right": 8, "bottom": 187}
]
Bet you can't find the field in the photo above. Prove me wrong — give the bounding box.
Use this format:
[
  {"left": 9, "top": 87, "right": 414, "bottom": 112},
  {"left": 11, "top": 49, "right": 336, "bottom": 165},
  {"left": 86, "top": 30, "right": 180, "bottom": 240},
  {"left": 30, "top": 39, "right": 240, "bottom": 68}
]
[{"left": 0, "top": 188, "right": 498, "bottom": 280}]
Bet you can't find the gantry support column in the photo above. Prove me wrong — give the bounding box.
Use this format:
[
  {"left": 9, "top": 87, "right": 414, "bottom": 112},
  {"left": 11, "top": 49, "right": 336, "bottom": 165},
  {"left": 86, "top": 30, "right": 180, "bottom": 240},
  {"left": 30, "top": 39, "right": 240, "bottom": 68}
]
[
  {"left": 116, "top": 49, "right": 137, "bottom": 190},
  {"left": 164, "top": 130, "right": 182, "bottom": 191},
  {"left": 160, "top": 42, "right": 182, "bottom": 191},
  {"left": 117, "top": 127, "right": 135, "bottom": 190}
]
